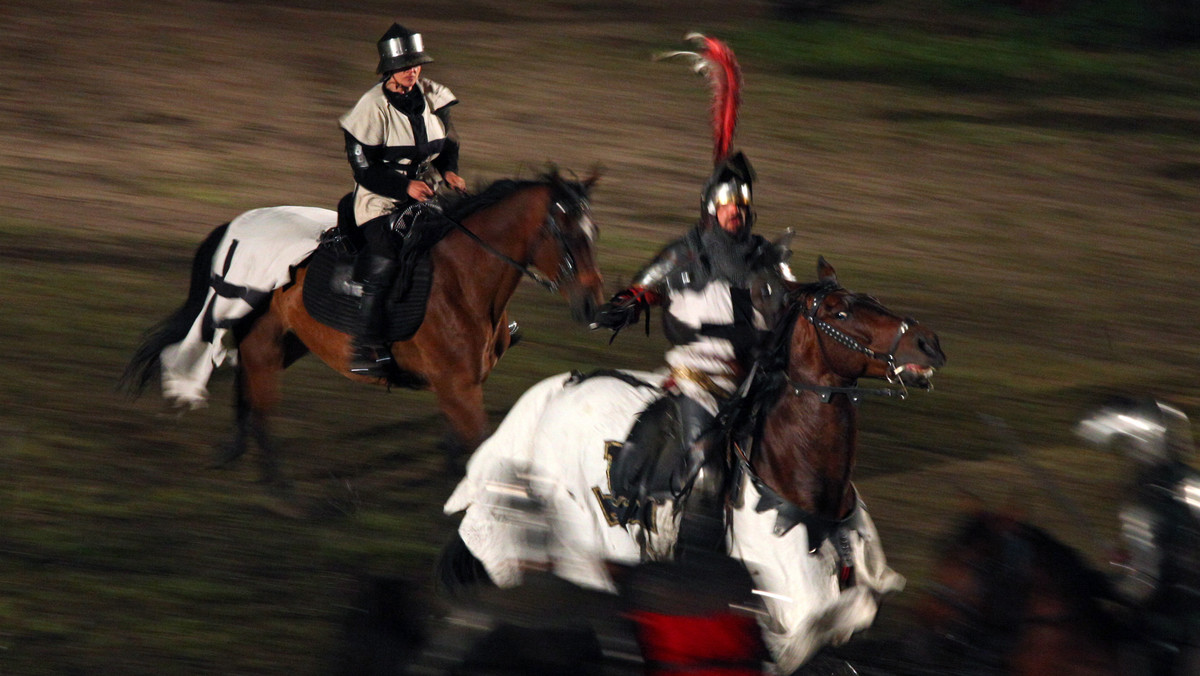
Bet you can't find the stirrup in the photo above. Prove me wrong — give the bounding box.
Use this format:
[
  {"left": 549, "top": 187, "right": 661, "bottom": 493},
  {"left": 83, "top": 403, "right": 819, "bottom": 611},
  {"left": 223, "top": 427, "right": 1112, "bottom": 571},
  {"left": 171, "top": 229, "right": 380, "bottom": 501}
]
[
  {"left": 349, "top": 343, "right": 393, "bottom": 376},
  {"left": 507, "top": 320, "right": 522, "bottom": 347}
]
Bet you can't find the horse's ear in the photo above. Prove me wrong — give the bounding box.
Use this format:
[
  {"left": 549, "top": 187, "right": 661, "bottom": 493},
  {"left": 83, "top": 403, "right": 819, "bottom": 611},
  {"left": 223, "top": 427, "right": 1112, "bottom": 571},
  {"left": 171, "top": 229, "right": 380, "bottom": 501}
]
[
  {"left": 817, "top": 256, "right": 837, "bottom": 284},
  {"left": 583, "top": 165, "right": 603, "bottom": 191}
]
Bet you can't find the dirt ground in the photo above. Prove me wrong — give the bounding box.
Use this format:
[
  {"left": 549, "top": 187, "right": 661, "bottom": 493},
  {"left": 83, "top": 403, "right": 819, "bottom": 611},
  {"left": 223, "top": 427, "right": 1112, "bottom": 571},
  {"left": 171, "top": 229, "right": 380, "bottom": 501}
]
[
  {"left": 3, "top": 0, "right": 1200, "bottom": 674},
  {"left": 1, "top": 0, "right": 765, "bottom": 242}
]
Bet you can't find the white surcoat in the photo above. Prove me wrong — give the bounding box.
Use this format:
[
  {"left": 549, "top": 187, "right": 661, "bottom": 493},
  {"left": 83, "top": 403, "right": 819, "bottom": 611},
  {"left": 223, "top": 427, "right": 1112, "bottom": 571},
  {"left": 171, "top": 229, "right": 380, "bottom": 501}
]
[{"left": 339, "top": 78, "right": 456, "bottom": 223}]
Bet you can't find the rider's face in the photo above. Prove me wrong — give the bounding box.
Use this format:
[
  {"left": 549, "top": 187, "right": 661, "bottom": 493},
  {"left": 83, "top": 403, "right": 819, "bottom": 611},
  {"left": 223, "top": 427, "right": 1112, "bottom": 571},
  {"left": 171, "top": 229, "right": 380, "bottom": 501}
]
[
  {"left": 385, "top": 65, "right": 422, "bottom": 93},
  {"left": 716, "top": 202, "right": 743, "bottom": 233}
]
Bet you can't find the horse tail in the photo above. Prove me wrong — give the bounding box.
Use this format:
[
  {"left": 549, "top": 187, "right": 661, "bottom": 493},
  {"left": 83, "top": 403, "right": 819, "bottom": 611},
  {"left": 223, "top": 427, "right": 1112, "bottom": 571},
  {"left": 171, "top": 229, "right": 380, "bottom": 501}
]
[
  {"left": 433, "top": 533, "right": 494, "bottom": 599},
  {"left": 120, "top": 222, "right": 229, "bottom": 395}
]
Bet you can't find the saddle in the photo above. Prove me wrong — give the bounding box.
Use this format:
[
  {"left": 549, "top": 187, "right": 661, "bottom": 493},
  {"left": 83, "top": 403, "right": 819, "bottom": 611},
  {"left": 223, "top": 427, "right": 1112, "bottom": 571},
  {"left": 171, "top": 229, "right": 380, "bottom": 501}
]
[
  {"left": 302, "top": 194, "right": 453, "bottom": 343},
  {"left": 568, "top": 370, "right": 718, "bottom": 529}
]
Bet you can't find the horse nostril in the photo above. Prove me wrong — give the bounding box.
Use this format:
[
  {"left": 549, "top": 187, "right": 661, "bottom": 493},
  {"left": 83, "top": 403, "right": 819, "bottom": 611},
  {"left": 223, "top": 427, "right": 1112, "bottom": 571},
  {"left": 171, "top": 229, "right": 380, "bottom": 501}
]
[{"left": 918, "top": 334, "right": 945, "bottom": 363}]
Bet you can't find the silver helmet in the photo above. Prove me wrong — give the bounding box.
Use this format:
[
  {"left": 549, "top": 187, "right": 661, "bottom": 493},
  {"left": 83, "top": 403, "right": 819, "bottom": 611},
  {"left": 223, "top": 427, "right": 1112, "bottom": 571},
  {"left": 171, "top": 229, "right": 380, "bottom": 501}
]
[
  {"left": 1075, "top": 395, "right": 1195, "bottom": 466},
  {"left": 700, "top": 148, "right": 753, "bottom": 232},
  {"left": 702, "top": 150, "right": 755, "bottom": 222},
  {"left": 376, "top": 23, "right": 433, "bottom": 75}
]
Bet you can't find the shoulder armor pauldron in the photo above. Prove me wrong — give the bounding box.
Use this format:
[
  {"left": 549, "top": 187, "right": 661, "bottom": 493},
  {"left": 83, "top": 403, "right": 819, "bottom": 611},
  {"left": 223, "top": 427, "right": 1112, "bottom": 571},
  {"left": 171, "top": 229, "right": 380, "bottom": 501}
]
[{"left": 632, "top": 237, "right": 703, "bottom": 292}]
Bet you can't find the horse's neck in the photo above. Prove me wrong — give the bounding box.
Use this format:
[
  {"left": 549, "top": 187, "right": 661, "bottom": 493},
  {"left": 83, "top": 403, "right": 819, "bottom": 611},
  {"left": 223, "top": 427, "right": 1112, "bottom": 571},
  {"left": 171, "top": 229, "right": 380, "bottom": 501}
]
[
  {"left": 467, "top": 188, "right": 547, "bottom": 263},
  {"left": 453, "top": 190, "right": 546, "bottom": 317},
  {"left": 756, "top": 383, "right": 859, "bottom": 520}
]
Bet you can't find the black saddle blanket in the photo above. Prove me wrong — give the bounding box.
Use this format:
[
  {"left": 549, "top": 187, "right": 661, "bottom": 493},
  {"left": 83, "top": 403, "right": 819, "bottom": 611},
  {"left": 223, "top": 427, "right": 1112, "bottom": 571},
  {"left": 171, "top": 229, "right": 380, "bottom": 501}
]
[
  {"left": 567, "top": 370, "right": 693, "bottom": 527},
  {"left": 301, "top": 237, "right": 434, "bottom": 343}
]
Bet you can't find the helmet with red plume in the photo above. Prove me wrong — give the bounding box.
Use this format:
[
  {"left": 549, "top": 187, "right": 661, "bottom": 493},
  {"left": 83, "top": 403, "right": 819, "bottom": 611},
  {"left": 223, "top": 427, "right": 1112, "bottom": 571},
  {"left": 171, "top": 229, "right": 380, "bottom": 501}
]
[{"left": 659, "top": 34, "right": 755, "bottom": 231}]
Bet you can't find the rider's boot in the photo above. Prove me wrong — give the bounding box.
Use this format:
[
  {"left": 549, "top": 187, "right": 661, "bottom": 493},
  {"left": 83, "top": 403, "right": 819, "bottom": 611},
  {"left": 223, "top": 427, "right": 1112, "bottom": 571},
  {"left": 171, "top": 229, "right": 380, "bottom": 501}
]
[
  {"left": 673, "top": 395, "right": 728, "bottom": 554},
  {"left": 507, "top": 320, "right": 522, "bottom": 347},
  {"left": 348, "top": 254, "right": 397, "bottom": 377},
  {"left": 676, "top": 444, "right": 728, "bottom": 554}
]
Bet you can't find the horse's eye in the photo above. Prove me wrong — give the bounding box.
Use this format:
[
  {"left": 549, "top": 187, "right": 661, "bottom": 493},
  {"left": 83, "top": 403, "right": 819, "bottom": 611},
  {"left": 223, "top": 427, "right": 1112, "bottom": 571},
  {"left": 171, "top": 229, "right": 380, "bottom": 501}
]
[{"left": 834, "top": 310, "right": 849, "bottom": 320}]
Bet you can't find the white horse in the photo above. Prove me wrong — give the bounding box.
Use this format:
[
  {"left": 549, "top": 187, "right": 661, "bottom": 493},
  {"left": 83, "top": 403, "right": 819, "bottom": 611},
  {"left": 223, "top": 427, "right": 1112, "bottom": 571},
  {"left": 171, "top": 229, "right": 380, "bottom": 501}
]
[{"left": 444, "top": 259, "right": 946, "bottom": 672}]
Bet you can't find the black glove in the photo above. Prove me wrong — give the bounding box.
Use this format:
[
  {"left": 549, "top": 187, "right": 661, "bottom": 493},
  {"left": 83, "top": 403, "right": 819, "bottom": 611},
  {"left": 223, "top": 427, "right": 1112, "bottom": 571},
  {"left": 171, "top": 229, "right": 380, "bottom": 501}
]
[
  {"left": 591, "top": 299, "right": 640, "bottom": 331},
  {"left": 590, "top": 287, "right": 655, "bottom": 341}
]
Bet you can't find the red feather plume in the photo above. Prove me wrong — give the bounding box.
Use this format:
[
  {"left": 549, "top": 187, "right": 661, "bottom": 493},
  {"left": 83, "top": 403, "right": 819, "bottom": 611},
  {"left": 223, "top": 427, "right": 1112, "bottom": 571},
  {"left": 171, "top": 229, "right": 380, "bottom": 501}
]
[{"left": 692, "top": 34, "right": 743, "bottom": 166}]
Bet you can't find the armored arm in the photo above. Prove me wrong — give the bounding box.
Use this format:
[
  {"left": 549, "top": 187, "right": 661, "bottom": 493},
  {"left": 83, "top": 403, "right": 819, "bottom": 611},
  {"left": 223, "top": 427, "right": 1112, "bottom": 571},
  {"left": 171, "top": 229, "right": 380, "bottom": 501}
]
[
  {"left": 590, "top": 240, "right": 689, "bottom": 336},
  {"left": 747, "top": 230, "right": 796, "bottom": 281},
  {"left": 771, "top": 229, "right": 797, "bottom": 281},
  {"left": 343, "top": 130, "right": 411, "bottom": 200}
]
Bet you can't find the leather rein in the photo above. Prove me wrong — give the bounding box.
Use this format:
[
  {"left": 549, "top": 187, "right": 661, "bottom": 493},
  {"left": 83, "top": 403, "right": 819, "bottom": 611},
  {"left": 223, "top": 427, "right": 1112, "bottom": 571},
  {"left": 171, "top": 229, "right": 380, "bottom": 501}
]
[
  {"left": 426, "top": 181, "right": 589, "bottom": 293},
  {"left": 718, "top": 283, "right": 909, "bottom": 557}
]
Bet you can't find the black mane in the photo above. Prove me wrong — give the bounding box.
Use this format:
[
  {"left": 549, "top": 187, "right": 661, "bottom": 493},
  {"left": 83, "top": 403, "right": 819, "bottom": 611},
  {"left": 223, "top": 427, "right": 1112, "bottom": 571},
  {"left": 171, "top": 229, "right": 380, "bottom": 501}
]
[
  {"left": 725, "top": 280, "right": 836, "bottom": 444},
  {"left": 444, "top": 170, "right": 588, "bottom": 222}
]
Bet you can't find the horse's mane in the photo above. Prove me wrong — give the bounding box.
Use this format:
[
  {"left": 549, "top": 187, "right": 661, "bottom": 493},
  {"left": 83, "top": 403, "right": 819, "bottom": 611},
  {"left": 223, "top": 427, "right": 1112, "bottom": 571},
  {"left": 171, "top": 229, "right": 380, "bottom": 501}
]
[
  {"left": 951, "top": 511, "right": 1122, "bottom": 634},
  {"left": 1015, "top": 520, "right": 1121, "bottom": 614},
  {"left": 444, "top": 170, "right": 587, "bottom": 222},
  {"left": 725, "top": 280, "right": 835, "bottom": 441}
]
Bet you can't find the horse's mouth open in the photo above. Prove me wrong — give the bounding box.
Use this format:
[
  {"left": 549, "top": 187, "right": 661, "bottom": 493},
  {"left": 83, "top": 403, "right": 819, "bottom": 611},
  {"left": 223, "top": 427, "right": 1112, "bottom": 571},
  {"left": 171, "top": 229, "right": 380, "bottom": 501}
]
[{"left": 896, "top": 363, "right": 936, "bottom": 389}]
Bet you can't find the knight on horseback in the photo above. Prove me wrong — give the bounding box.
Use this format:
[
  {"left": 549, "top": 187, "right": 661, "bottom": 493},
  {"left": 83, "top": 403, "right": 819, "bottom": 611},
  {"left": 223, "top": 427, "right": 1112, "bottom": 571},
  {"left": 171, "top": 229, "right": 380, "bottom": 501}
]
[
  {"left": 591, "top": 36, "right": 794, "bottom": 553},
  {"left": 1077, "top": 396, "right": 1200, "bottom": 675},
  {"left": 338, "top": 22, "right": 469, "bottom": 376}
]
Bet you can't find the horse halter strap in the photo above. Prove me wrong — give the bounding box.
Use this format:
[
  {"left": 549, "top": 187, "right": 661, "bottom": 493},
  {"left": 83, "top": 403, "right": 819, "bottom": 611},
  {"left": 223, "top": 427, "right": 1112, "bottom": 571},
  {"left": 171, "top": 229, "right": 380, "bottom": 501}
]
[
  {"left": 539, "top": 182, "right": 590, "bottom": 290},
  {"left": 790, "top": 285, "right": 912, "bottom": 402},
  {"left": 438, "top": 183, "right": 586, "bottom": 293}
]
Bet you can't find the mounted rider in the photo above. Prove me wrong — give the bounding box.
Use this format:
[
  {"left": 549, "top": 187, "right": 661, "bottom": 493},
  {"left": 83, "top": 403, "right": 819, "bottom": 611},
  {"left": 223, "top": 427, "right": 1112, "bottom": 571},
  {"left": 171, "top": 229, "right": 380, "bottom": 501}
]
[
  {"left": 1076, "top": 395, "right": 1200, "bottom": 674},
  {"left": 591, "top": 35, "right": 793, "bottom": 553},
  {"left": 338, "top": 22, "right": 467, "bottom": 376}
]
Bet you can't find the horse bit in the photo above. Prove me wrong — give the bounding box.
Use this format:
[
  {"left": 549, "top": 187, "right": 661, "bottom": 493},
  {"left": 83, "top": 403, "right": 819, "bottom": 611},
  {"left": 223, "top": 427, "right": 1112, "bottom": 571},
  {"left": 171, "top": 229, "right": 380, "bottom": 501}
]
[{"left": 790, "top": 285, "right": 914, "bottom": 402}]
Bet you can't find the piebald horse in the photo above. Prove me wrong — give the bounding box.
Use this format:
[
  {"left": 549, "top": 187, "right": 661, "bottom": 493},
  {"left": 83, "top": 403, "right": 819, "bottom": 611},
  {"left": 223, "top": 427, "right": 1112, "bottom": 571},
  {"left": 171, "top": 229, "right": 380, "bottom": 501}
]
[{"left": 440, "top": 257, "right": 946, "bottom": 673}]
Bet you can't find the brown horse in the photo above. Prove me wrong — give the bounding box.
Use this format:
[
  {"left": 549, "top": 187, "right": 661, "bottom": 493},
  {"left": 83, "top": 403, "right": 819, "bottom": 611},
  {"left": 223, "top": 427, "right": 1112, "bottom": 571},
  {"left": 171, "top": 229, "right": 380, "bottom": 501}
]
[
  {"left": 124, "top": 171, "right": 605, "bottom": 486},
  {"left": 439, "top": 257, "right": 947, "bottom": 673},
  {"left": 909, "top": 509, "right": 1125, "bottom": 676}
]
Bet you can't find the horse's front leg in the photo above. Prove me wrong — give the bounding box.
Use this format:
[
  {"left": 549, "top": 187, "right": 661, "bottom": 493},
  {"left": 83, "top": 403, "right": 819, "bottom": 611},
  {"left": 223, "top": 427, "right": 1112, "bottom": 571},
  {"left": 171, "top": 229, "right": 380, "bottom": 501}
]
[
  {"left": 230, "top": 314, "right": 289, "bottom": 490},
  {"left": 433, "top": 380, "right": 487, "bottom": 473}
]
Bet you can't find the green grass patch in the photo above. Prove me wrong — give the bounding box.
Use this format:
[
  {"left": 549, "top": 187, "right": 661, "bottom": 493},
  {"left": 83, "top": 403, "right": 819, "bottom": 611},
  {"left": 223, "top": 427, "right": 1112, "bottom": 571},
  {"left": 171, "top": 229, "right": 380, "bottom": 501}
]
[{"left": 732, "top": 16, "right": 1200, "bottom": 100}]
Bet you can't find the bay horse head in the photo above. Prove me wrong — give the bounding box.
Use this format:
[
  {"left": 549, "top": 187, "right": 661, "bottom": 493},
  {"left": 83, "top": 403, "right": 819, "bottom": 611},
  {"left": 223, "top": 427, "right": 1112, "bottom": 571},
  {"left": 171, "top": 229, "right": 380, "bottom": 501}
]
[
  {"left": 781, "top": 256, "right": 945, "bottom": 396},
  {"left": 741, "top": 257, "right": 946, "bottom": 525},
  {"left": 444, "top": 168, "right": 605, "bottom": 325},
  {"left": 521, "top": 169, "right": 606, "bottom": 323}
]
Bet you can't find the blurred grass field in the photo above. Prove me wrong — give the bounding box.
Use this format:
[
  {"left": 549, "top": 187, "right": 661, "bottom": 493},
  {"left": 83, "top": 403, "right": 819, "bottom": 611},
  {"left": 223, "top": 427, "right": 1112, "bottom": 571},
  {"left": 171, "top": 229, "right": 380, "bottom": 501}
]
[{"left": 2, "top": 1, "right": 1199, "bottom": 674}]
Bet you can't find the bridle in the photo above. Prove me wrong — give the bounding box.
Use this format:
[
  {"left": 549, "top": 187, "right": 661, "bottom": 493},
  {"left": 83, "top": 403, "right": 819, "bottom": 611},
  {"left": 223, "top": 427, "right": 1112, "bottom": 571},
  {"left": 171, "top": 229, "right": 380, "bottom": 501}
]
[
  {"left": 787, "top": 283, "right": 915, "bottom": 402},
  {"left": 716, "top": 284, "right": 909, "bottom": 556},
  {"left": 533, "top": 179, "right": 594, "bottom": 292},
  {"left": 426, "top": 179, "right": 592, "bottom": 293}
]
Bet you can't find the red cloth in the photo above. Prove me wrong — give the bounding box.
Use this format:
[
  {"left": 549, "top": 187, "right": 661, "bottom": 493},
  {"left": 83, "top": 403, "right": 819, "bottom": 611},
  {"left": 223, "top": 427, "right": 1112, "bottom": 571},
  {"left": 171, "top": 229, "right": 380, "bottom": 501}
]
[{"left": 629, "top": 609, "right": 767, "bottom": 676}]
